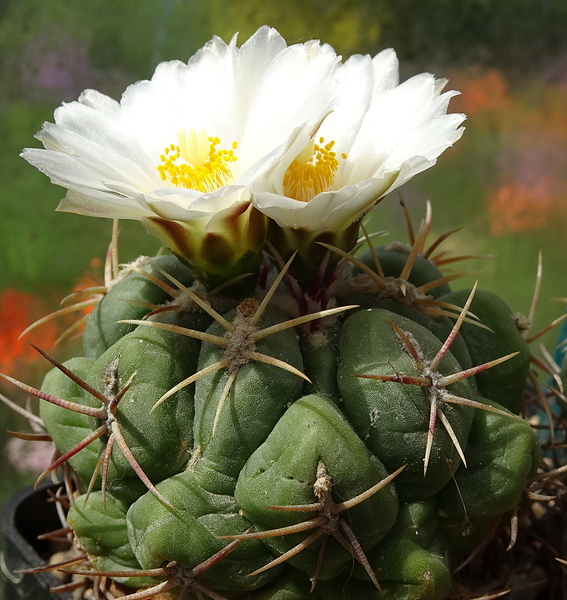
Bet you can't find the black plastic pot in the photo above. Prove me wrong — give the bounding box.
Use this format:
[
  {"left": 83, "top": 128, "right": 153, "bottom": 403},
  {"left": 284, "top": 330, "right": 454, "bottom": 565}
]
[{"left": 1, "top": 483, "right": 72, "bottom": 600}]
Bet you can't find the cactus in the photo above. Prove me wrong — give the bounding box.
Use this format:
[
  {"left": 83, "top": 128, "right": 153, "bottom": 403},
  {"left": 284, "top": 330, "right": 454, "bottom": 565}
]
[
  {"left": 2, "top": 210, "right": 547, "bottom": 600},
  {"left": 3, "top": 25, "right": 560, "bottom": 600}
]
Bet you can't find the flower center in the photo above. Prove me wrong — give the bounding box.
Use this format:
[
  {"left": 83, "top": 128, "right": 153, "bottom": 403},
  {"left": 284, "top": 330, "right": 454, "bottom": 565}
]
[
  {"left": 283, "top": 137, "right": 347, "bottom": 202},
  {"left": 157, "top": 128, "right": 238, "bottom": 193}
]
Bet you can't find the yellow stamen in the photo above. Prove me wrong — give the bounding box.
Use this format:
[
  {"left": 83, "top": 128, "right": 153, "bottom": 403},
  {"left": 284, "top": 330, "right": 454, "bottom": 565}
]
[
  {"left": 283, "top": 138, "right": 347, "bottom": 203},
  {"left": 157, "top": 129, "right": 238, "bottom": 193}
]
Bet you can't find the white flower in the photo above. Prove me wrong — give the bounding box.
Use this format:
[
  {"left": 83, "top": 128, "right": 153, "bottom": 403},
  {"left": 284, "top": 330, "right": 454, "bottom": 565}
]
[
  {"left": 252, "top": 48, "right": 465, "bottom": 236},
  {"left": 21, "top": 26, "right": 341, "bottom": 284}
]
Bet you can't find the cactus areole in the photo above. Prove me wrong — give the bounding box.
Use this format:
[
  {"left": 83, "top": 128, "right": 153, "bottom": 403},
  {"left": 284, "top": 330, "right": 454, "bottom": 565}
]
[{"left": 4, "top": 25, "right": 545, "bottom": 600}]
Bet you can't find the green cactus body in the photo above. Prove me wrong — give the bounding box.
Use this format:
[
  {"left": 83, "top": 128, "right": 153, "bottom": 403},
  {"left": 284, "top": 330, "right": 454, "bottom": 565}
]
[
  {"left": 436, "top": 400, "right": 540, "bottom": 519},
  {"left": 317, "top": 502, "right": 451, "bottom": 600},
  {"left": 235, "top": 394, "right": 399, "bottom": 580},
  {"left": 41, "top": 308, "right": 202, "bottom": 504},
  {"left": 338, "top": 308, "right": 474, "bottom": 502},
  {"left": 358, "top": 244, "right": 452, "bottom": 298},
  {"left": 299, "top": 331, "right": 341, "bottom": 404},
  {"left": 127, "top": 471, "right": 281, "bottom": 592},
  {"left": 192, "top": 304, "right": 305, "bottom": 496},
  {"left": 83, "top": 319, "right": 200, "bottom": 503},
  {"left": 67, "top": 492, "right": 155, "bottom": 589},
  {"left": 437, "top": 289, "right": 530, "bottom": 413},
  {"left": 27, "top": 247, "right": 539, "bottom": 600},
  {"left": 247, "top": 570, "right": 313, "bottom": 600},
  {"left": 39, "top": 356, "right": 101, "bottom": 484},
  {"left": 83, "top": 255, "right": 195, "bottom": 360}
]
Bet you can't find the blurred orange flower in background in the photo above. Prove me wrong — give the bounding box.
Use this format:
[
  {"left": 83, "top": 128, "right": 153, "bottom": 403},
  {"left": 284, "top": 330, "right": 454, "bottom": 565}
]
[
  {"left": 453, "top": 68, "right": 509, "bottom": 116},
  {"left": 0, "top": 289, "right": 58, "bottom": 377},
  {"left": 0, "top": 257, "right": 104, "bottom": 380},
  {"left": 449, "top": 65, "right": 567, "bottom": 236},
  {"left": 487, "top": 179, "right": 558, "bottom": 236},
  {"left": 487, "top": 85, "right": 567, "bottom": 236}
]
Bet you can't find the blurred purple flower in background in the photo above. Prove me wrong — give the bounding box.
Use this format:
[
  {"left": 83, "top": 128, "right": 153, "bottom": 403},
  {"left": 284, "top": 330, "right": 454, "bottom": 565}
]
[{"left": 19, "top": 35, "right": 92, "bottom": 101}]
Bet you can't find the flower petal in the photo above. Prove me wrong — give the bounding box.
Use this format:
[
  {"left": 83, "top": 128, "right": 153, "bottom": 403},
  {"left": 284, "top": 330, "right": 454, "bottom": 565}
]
[
  {"left": 253, "top": 175, "right": 395, "bottom": 232},
  {"left": 142, "top": 186, "right": 251, "bottom": 225},
  {"left": 56, "top": 189, "right": 152, "bottom": 220},
  {"left": 238, "top": 39, "right": 340, "bottom": 168}
]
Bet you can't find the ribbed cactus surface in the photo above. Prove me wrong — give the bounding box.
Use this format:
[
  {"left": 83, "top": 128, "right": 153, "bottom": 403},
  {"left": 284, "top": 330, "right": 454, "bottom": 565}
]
[{"left": 27, "top": 242, "right": 539, "bottom": 600}]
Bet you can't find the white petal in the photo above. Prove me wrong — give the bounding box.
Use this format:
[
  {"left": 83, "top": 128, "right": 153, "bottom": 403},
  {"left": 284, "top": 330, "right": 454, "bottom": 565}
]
[
  {"left": 318, "top": 53, "right": 374, "bottom": 152},
  {"left": 39, "top": 122, "right": 158, "bottom": 192},
  {"left": 253, "top": 191, "right": 328, "bottom": 231},
  {"left": 253, "top": 44, "right": 465, "bottom": 236},
  {"left": 51, "top": 98, "right": 153, "bottom": 173},
  {"left": 381, "top": 113, "right": 466, "bottom": 172},
  {"left": 78, "top": 89, "right": 121, "bottom": 115},
  {"left": 371, "top": 48, "right": 400, "bottom": 94},
  {"left": 238, "top": 41, "right": 339, "bottom": 165},
  {"left": 22, "top": 148, "right": 137, "bottom": 198},
  {"left": 143, "top": 185, "right": 250, "bottom": 223},
  {"left": 56, "top": 189, "right": 152, "bottom": 220},
  {"left": 254, "top": 175, "right": 393, "bottom": 232},
  {"left": 342, "top": 77, "right": 465, "bottom": 184}
]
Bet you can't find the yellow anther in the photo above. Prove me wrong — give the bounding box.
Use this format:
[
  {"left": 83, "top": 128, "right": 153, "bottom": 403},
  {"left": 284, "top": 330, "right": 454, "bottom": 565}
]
[
  {"left": 283, "top": 137, "right": 347, "bottom": 202},
  {"left": 157, "top": 129, "right": 238, "bottom": 193}
]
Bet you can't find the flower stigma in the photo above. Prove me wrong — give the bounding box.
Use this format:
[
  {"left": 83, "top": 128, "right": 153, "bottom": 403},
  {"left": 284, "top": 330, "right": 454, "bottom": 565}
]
[
  {"left": 157, "top": 128, "right": 238, "bottom": 193},
  {"left": 283, "top": 137, "right": 348, "bottom": 202}
]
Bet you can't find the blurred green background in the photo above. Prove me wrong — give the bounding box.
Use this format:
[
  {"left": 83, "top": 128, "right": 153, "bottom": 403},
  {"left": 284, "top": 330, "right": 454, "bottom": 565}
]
[{"left": 1, "top": 2, "right": 567, "bottom": 592}]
